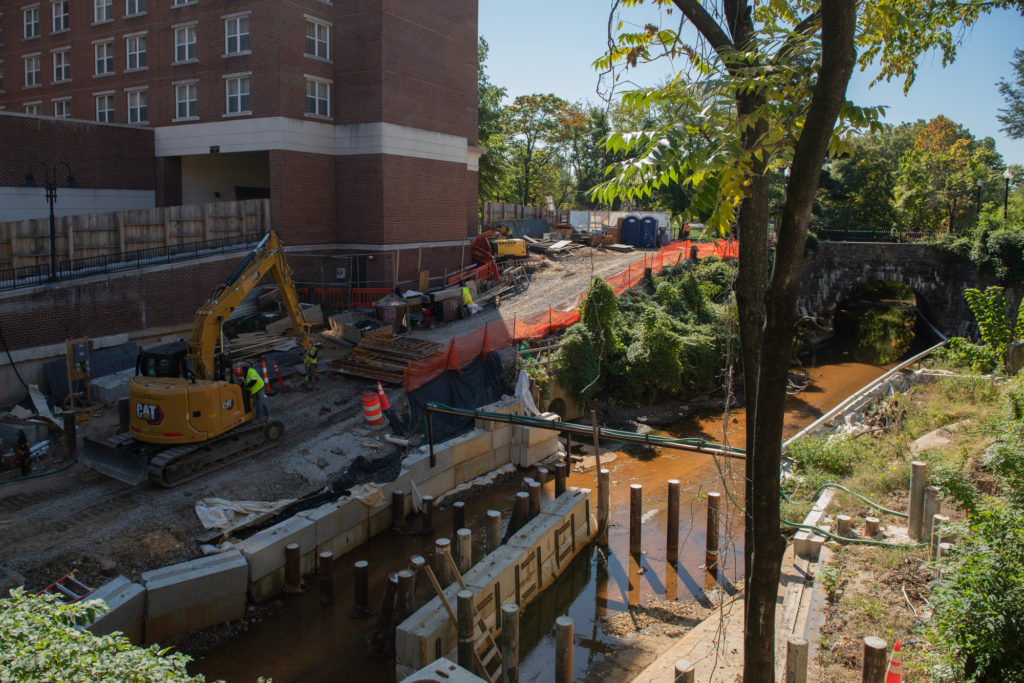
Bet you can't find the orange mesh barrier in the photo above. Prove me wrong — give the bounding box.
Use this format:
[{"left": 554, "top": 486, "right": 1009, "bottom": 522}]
[{"left": 403, "top": 239, "right": 739, "bottom": 392}]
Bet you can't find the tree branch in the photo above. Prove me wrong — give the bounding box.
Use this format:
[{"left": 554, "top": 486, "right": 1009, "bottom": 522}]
[{"left": 672, "top": 0, "right": 734, "bottom": 54}]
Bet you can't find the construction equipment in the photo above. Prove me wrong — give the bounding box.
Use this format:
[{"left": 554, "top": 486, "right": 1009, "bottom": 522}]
[
  {"left": 80, "top": 231, "right": 312, "bottom": 487},
  {"left": 470, "top": 230, "right": 527, "bottom": 269}
]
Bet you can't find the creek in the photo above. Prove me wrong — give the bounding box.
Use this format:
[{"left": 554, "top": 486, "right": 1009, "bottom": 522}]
[{"left": 192, "top": 347, "right": 895, "bottom": 682}]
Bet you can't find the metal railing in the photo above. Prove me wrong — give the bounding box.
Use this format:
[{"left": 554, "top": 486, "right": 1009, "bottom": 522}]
[{"left": 0, "top": 236, "right": 257, "bottom": 292}]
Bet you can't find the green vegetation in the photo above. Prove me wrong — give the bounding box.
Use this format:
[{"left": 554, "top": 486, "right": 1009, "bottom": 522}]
[
  {"left": 0, "top": 589, "right": 232, "bottom": 683},
  {"left": 937, "top": 285, "right": 1024, "bottom": 373},
  {"left": 552, "top": 258, "right": 736, "bottom": 406}
]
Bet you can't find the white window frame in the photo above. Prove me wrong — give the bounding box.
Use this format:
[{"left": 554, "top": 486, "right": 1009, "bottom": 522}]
[
  {"left": 304, "top": 17, "right": 330, "bottom": 61},
  {"left": 51, "top": 0, "right": 68, "bottom": 33},
  {"left": 174, "top": 80, "right": 197, "bottom": 120},
  {"left": 52, "top": 47, "right": 70, "bottom": 82},
  {"left": 23, "top": 5, "right": 40, "bottom": 39},
  {"left": 125, "top": 32, "right": 146, "bottom": 71},
  {"left": 94, "top": 39, "right": 113, "bottom": 75},
  {"left": 223, "top": 72, "right": 250, "bottom": 116},
  {"left": 94, "top": 0, "right": 113, "bottom": 24},
  {"left": 173, "top": 24, "right": 196, "bottom": 63},
  {"left": 223, "top": 13, "right": 249, "bottom": 56},
  {"left": 52, "top": 96, "right": 70, "bottom": 118},
  {"left": 24, "top": 100, "right": 41, "bottom": 115},
  {"left": 305, "top": 76, "right": 330, "bottom": 118},
  {"left": 126, "top": 86, "right": 146, "bottom": 123},
  {"left": 94, "top": 91, "right": 114, "bottom": 121},
  {"left": 171, "top": 0, "right": 195, "bottom": 7},
  {"left": 125, "top": 0, "right": 145, "bottom": 17},
  {"left": 24, "top": 53, "right": 40, "bottom": 86}
]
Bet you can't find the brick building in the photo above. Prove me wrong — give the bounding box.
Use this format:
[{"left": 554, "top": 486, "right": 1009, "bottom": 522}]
[{"left": 0, "top": 0, "right": 480, "bottom": 275}]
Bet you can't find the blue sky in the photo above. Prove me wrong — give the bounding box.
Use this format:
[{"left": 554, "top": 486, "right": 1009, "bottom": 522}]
[{"left": 479, "top": 3, "right": 1024, "bottom": 165}]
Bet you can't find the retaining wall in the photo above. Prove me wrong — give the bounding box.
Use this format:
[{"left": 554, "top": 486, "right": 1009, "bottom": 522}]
[{"left": 81, "top": 394, "right": 565, "bottom": 644}]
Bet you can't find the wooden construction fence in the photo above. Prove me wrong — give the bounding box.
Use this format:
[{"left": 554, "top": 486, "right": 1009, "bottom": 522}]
[
  {"left": 481, "top": 201, "right": 569, "bottom": 226},
  {"left": 0, "top": 198, "right": 270, "bottom": 270}
]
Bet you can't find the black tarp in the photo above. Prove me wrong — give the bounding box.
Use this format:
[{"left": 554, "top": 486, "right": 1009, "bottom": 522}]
[
  {"left": 43, "top": 341, "right": 140, "bottom": 401},
  {"left": 386, "top": 353, "right": 505, "bottom": 443}
]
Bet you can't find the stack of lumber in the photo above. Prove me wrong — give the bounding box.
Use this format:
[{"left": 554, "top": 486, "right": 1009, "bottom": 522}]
[
  {"left": 226, "top": 332, "right": 299, "bottom": 359},
  {"left": 328, "top": 332, "right": 441, "bottom": 384}
]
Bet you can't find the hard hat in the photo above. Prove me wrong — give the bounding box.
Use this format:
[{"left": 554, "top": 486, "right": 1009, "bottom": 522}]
[{"left": 233, "top": 366, "right": 244, "bottom": 377}]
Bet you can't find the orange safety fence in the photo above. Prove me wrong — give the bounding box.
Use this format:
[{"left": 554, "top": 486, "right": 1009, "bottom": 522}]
[{"left": 403, "top": 239, "right": 739, "bottom": 392}]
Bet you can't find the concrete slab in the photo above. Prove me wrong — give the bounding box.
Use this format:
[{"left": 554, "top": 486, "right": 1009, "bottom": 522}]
[
  {"left": 418, "top": 467, "right": 456, "bottom": 500},
  {"left": 491, "top": 424, "right": 514, "bottom": 450},
  {"left": 395, "top": 581, "right": 461, "bottom": 671},
  {"left": 455, "top": 451, "right": 496, "bottom": 484},
  {"left": 318, "top": 520, "right": 368, "bottom": 558},
  {"left": 87, "top": 576, "right": 145, "bottom": 643},
  {"left": 474, "top": 396, "right": 524, "bottom": 431},
  {"left": 298, "top": 497, "right": 367, "bottom": 547},
  {"left": 239, "top": 515, "right": 317, "bottom": 582},
  {"left": 512, "top": 436, "right": 561, "bottom": 468},
  {"left": 141, "top": 551, "right": 247, "bottom": 618},
  {"left": 450, "top": 430, "right": 492, "bottom": 466},
  {"left": 405, "top": 447, "right": 453, "bottom": 483},
  {"left": 399, "top": 658, "right": 487, "bottom": 683},
  {"left": 492, "top": 444, "right": 512, "bottom": 468},
  {"left": 145, "top": 592, "right": 246, "bottom": 644}
]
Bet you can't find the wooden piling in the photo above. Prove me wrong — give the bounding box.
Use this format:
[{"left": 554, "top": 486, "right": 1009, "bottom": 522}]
[
  {"left": 456, "top": 528, "right": 473, "bottom": 574},
  {"left": 457, "top": 590, "right": 476, "bottom": 671},
  {"left": 786, "top": 636, "right": 808, "bottom": 683},
  {"left": 318, "top": 551, "right": 333, "bottom": 605},
  {"left": 284, "top": 543, "right": 301, "bottom": 594},
  {"left": 512, "top": 491, "right": 529, "bottom": 535},
  {"left": 706, "top": 491, "right": 720, "bottom": 572},
  {"left": 369, "top": 573, "right": 399, "bottom": 658},
  {"left": 553, "top": 462, "right": 567, "bottom": 497},
  {"left": 527, "top": 480, "right": 541, "bottom": 518},
  {"left": 864, "top": 516, "right": 880, "bottom": 537},
  {"left": 537, "top": 466, "right": 549, "bottom": 486},
  {"left": 353, "top": 559, "right": 369, "bottom": 614},
  {"left": 452, "top": 501, "right": 465, "bottom": 537},
  {"left": 861, "top": 636, "right": 888, "bottom": 683},
  {"left": 836, "top": 515, "right": 852, "bottom": 536},
  {"left": 62, "top": 411, "right": 77, "bottom": 455},
  {"left": 395, "top": 568, "right": 415, "bottom": 625},
  {"left": 598, "top": 468, "right": 610, "bottom": 544},
  {"left": 629, "top": 484, "right": 643, "bottom": 555},
  {"left": 674, "top": 659, "right": 695, "bottom": 683},
  {"left": 486, "top": 510, "right": 502, "bottom": 553},
  {"left": 922, "top": 485, "right": 940, "bottom": 540},
  {"left": 909, "top": 461, "right": 928, "bottom": 541},
  {"left": 435, "top": 538, "right": 452, "bottom": 586},
  {"left": 421, "top": 495, "right": 434, "bottom": 533},
  {"left": 554, "top": 616, "right": 574, "bottom": 683},
  {"left": 501, "top": 603, "right": 520, "bottom": 683},
  {"left": 392, "top": 489, "right": 407, "bottom": 530},
  {"left": 667, "top": 479, "right": 680, "bottom": 564}
]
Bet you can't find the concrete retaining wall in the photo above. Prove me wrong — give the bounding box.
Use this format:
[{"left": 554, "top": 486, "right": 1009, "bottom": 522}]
[{"left": 82, "top": 394, "right": 567, "bottom": 646}]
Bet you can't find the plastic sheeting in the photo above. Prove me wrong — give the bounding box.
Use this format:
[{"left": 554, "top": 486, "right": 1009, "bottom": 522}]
[
  {"left": 195, "top": 497, "right": 296, "bottom": 531},
  {"left": 388, "top": 353, "right": 505, "bottom": 443}
]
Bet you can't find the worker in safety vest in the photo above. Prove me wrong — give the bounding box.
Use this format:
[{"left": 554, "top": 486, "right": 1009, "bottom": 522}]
[
  {"left": 235, "top": 364, "right": 271, "bottom": 421},
  {"left": 304, "top": 342, "right": 321, "bottom": 388}
]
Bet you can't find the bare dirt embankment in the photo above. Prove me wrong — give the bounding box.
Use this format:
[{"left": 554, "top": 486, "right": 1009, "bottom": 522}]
[{"left": 0, "top": 248, "right": 641, "bottom": 592}]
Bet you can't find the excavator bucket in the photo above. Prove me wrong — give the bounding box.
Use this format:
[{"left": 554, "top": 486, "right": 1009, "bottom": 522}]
[{"left": 79, "top": 437, "right": 149, "bottom": 485}]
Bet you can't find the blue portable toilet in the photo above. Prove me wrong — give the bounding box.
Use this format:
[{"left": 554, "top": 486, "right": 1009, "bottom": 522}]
[
  {"left": 622, "top": 215, "right": 641, "bottom": 246},
  {"left": 639, "top": 216, "right": 658, "bottom": 247}
]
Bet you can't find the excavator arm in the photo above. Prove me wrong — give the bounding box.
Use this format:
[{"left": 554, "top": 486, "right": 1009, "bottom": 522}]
[{"left": 188, "top": 231, "right": 312, "bottom": 380}]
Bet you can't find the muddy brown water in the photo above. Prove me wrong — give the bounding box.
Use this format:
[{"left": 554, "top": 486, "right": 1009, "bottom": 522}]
[{"left": 192, "top": 350, "right": 892, "bottom": 682}]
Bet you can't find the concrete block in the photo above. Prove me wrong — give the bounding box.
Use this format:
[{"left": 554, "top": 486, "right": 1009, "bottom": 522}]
[
  {"left": 512, "top": 436, "right": 561, "bottom": 468},
  {"left": 395, "top": 581, "right": 461, "bottom": 671},
  {"left": 794, "top": 530, "right": 825, "bottom": 560},
  {"left": 492, "top": 444, "right": 512, "bottom": 467},
  {"left": 400, "top": 658, "right": 486, "bottom": 683},
  {"left": 491, "top": 424, "right": 514, "bottom": 450},
  {"left": 368, "top": 505, "right": 393, "bottom": 537},
  {"left": 87, "top": 576, "right": 145, "bottom": 643},
  {"left": 463, "top": 545, "right": 523, "bottom": 632},
  {"left": 239, "top": 515, "right": 317, "bottom": 583},
  {"left": 318, "top": 520, "right": 368, "bottom": 558},
  {"left": 376, "top": 469, "right": 413, "bottom": 515},
  {"left": 145, "top": 592, "right": 245, "bottom": 644},
  {"left": 405, "top": 447, "right": 453, "bottom": 484},
  {"left": 454, "top": 451, "right": 496, "bottom": 485},
  {"left": 298, "top": 497, "right": 366, "bottom": 547},
  {"left": 248, "top": 568, "right": 285, "bottom": 603},
  {"left": 474, "top": 396, "right": 524, "bottom": 431},
  {"left": 142, "top": 551, "right": 247, "bottom": 618},
  {"left": 450, "top": 430, "right": 493, "bottom": 466},
  {"left": 418, "top": 467, "right": 456, "bottom": 500}
]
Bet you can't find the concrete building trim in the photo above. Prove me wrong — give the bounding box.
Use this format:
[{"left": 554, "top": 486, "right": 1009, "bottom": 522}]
[
  {"left": 153, "top": 118, "right": 475, "bottom": 168},
  {"left": 285, "top": 239, "right": 469, "bottom": 253}
]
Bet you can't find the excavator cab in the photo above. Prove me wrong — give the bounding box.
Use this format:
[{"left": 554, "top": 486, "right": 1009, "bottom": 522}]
[{"left": 135, "top": 341, "right": 191, "bottom": 379}]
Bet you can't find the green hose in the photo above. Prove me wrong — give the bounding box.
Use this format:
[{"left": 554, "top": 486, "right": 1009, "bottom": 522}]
[{"left": 0, "top": 458, "right": 77, "bottom": 486}]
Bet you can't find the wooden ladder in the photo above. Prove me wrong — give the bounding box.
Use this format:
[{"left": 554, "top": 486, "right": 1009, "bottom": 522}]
[{"left": 419, "top": 555, "right": 503, "bottom": 683}]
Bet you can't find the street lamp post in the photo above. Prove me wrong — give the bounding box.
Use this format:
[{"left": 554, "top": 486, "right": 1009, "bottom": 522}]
[
  {"left": 23, "top": 161, "right": 75, "bottom": 282},
  {"left": 1005, "top": 168, "right": 1014, "bottom": 221}
]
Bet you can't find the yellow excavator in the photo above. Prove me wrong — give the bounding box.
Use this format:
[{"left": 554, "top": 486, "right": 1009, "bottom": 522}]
[{"left": 81, "top": 231, "right": 312, "bottom": 487}]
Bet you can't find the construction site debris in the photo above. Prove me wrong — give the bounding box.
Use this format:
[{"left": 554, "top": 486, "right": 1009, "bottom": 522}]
[
  {"left": 329, "top": 332, "right": 441, "bottom": 385},
  {"left": 194, "top": 497, "right": 296, "bottom": 532},
  {"left": 225, "top": 332, "right": 299, "bottom": 360}
]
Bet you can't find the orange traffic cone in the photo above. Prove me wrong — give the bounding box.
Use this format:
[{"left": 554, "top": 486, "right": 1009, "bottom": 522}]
[
  {"left": 885, "top": 641, "right": 902, "bottom": 682},
  {"left": 376, "top": 381, "right": 390, "bottom": 411}
]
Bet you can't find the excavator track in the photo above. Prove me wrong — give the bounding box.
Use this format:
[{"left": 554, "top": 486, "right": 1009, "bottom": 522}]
[{"left": 81, "top": 420, "right": 284, "bottom": 488}]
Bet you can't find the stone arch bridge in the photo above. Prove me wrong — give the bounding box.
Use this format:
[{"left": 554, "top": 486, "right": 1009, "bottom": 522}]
[{"left": 797, "top": 241, "right": 996, "bottom": 338}]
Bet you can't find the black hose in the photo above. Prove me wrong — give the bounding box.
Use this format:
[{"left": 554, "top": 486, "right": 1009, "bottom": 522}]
[{"left": 0, "top": 322, "right": 30, "bottom": 394}]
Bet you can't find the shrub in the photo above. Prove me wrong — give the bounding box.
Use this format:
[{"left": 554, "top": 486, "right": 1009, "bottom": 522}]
[
  {"left": 786, "top": 436, "right": 858, "bottom": 477},
  {"left": 624, "top": 309, "right": 684, "bottom": 402},
  {"left": 552, "top": 323, "right": 605, "bottom": 402}
]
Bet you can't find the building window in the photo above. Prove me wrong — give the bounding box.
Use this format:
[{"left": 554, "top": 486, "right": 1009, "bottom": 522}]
[
  {"left": 95, "top": 40, "right": 113, "bottom": 74},
  {"left": 126, "top": 34, "right": 146, "bottom": 70},
  {"left": 174, "top": 25, "right": 196, "bottom": 62},
  {"left": 52, "top": 48, "right": 70, "bottom": 82},
  {"left": 171, "top": 0, "right": 194, "bottom": 6},
  {"left": 24, "top": 54, "right": 40, "bottom": 86},
  {"left": 25, "top": 101, "right": 41, "bottom": 115},
  {"left": 95, "top": 93, "right": 113, "bottom": 121},
  {"left": 53, "top": 98, "right": 70, "bottom": 118},
  {"left": 51, "top": 1, "right": 68, "bottom": 33},
  {"left": 127, "top": 88, "right": 146, "bottom": 123},
  {"left": 305, "top": 77, "right": 329, "bottom": 117},
  {"left": 224, "top": 74, "right": 249, "bottom": 114},
  {"left": 94, "top": 0, "right": 113, "bottom": 23},
  {"left": 224, "top": 15, "right": 249, "bottom": 55},
  {"left": 305, "top": 19, "right": 329, "bottom": 60},
  {"left": 23, "top": 6, "right": 40, "bottom": 39},
  {"left": 125, "top": 0, "right": 145, "bottom": 16},
  {"left": 175, "top": 81, "right": 197, "bottom": 119}
]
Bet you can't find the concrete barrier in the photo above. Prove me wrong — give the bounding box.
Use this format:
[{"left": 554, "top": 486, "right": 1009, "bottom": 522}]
[
  {"left": 87, "top": 575, "right": 145, "bottom": 644},
  {"left": 141, "top": 550, "right": 247, "bottom": 643},
  {"left": 239, "top": 516, "right": 317, "bottom": 601},
  {"left": 399, "top": 657, "right": 487, "bottom": 683}
]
